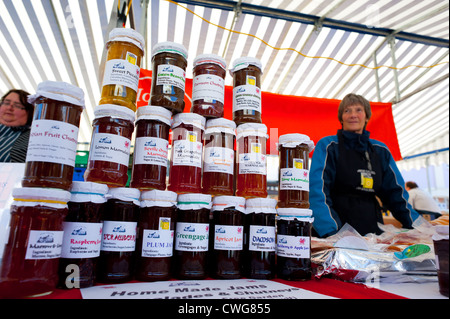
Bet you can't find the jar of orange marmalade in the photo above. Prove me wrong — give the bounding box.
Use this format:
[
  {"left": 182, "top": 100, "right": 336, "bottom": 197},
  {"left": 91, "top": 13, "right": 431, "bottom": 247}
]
[
  {"left": 168, "top": 113, "right": 206, "bottom": 194},
  {"left": 99, "top": 28, "right": 145, "bottom": 112},
  {"left": 0, "top": 187, "right": 71, "bottom": 298},
  {"left": 130, "top": 105, "right": 172, "bottom": 190},
  {"left": 235, "top": 123, "right": 268, "bottom": 198},
  {"left": 191, "top": 54, "right": 226, "bottom": 118},
  {"left": 230, "top": 57, "right": 263, "bottom": 125},
  {"left": 278, "top": 134, "right": 315, "bottom": 208},
  {"left": 150, "top": 42, "right": 188, "bottom": 114},
  {"left": 23, "top": 81, "right": 84, "bottom": 191},
  {"left": 202, "top": 118, "right": 236, "bottom": 196},
  {"left": 84, "top": 104, "right": 135, "bottom": 187}
]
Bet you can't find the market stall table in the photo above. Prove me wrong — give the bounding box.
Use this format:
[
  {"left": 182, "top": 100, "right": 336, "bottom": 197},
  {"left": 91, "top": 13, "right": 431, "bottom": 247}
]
[{"left": 26, "top": 277, "right": 446, "bottom": 300}]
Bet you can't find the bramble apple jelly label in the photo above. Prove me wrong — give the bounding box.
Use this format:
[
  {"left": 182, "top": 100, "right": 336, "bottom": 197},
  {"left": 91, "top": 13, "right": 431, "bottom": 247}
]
[{"left": 277, "top": 235, "right": 310, "bottom": 258}]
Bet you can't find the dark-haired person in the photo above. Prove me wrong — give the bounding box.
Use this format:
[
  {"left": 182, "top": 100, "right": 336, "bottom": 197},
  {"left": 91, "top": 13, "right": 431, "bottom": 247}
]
[
  {"left": 0, "top": 89, "right": 34, "bottom": 162},
  {"left": 310, "top": 93, "right": 419, "bottom": 237},
  {"left": 405, "top": 181, "right": 442, "bottom": 221}
]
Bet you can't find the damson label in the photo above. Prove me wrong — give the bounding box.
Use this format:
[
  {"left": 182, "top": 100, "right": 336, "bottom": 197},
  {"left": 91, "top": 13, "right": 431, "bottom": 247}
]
[{"left": 248, "top": 225, "right": 276, "bottom": 252}]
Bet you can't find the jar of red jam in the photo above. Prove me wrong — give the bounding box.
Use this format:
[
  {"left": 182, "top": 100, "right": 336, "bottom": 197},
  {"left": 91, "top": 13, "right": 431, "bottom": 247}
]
[
  {"left": 230, "top": 57, "right": 262, "bottom": 125},
  {"left": 84, "top": 104, "right": 135, "bottom": 187},
  {"left": 236, "top": 123, "right": 268, "bottom": 198},
  {"left": 0, "top": 187, "right": 71, "bottom": 298},
  {"left": 202, "top": 118, "right": 236, "bottom": 196},
  {"left": 276, "top": 208, "right": 314, "bottom": 281},
  {"left": 58, "top": 181, "right": 108, "bottom": 289},
  {"left": 130, "top": 105, "right": 172, "bottom": 190},
  {"left": 191, "top": 54, "right": 226, "bottom": 118},
  {"left": 99, "top": 27, "right": 145, "bottom": 112},
  {"left": 243, "top": 197, "right": 277, "bottom": 279},
  {"left": 168, "top": 113, "right": 206, "bottom": 194},
  {"left": 173, "top": 193, "right": 211, "bottom": 280},
  {"left": 135, "top": 189, "right": 177, "bottom": 281},
  {"left": 210, "top": 195, "right": 246, "bottom": 279},
  {"left": 150, "top": 41, "right": 188, "bottom": 114},
  {"left": 278, "top": 134, "right": 315, "bottom": 209},
  {"left": 22, "top": 81, "right": 84, "bottom": 191},
  {"left": 97, "top": 187, "right": 140, "bottom": 283}
]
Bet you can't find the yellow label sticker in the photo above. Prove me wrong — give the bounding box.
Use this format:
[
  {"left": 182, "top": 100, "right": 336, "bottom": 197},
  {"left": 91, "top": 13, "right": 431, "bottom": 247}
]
[
  {"left": 293, "top": 159, "right": 303, "bottom": 169},
  {"left": 251, "top": 143, "right": 261, "bottom": 153},
  {"left": 188, "top": 132, "right": 197, "bottom": 142},
  {"left": 361, "top": 173, "right": 373, "bottom": 189},
  {"left": 159, "top": 218, "right": 170, "bottom": 230},
  {"left": 126, "top": 52, "right": 137, "bottom": 65},
  {"left": 247, "top": 75, "right": 256, "bottom": 86}
]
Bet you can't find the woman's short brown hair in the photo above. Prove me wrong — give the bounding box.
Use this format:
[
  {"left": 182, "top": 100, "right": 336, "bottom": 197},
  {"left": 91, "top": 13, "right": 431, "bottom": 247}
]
[
  {"left": 337, "top": 93, "right": 372, "bottom": 123},
  {"left": 1, "top": 89, "right": 34, "bottom": 126}
]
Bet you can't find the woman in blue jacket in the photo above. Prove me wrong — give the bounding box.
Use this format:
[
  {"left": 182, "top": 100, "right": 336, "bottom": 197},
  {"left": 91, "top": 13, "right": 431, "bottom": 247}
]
[{"left": 309, "top": 93, "right": 419, "bottom": 237}]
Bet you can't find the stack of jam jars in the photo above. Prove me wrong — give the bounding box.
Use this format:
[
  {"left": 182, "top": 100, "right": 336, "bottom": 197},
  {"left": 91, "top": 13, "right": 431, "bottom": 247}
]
[
  {"left": 79, "top": 28, "right": 145, "bottom": 284},
  {"left": 276, "top": 133, "right": 315, "bottom": 281},
  {"left": 85, "top": 27, "right": 145, "bottom": 187},
  {"left": 0, "top": 80, "right": 85, "bottom": 297}
]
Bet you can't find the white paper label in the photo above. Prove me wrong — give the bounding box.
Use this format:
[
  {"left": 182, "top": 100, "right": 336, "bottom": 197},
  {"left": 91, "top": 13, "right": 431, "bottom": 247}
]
[
  {"left": 102, "top": 57, "right": 140, "bottom": 92},
  {"left": 280, "top": 168, "right": 310, "bottom": 191},
  {"left": 26, "top": 119, "right": 79, "bottom": 166},
  {"left": 61, "top": 222, "right": 103, "bottom": 258},
  {"left": 249, "top": 225, "right": 276, "bottom": 252},
  {"left": 134, "top": 136, "right": 169, "bottom": 167},
  {"left": 141, "top": 229, "right": 174, "bottom": 258},
  {"left": 193, "top": 74, "right": 225, "bottom": 103},
  {"left": 277, "top": 234, "right": 310, "bottom": 258},
  {"left": 172, "top": 139, "right": 203, "bottom": 168},
  {"left": 203, "top": 147, "right": 234, "bottom": 174},
  {"left": 175, "top": 222, "right": 209, "bottom": 252},
  {"left": 101, "top": 221, "right": 137, "bottom": 252},
  {"left": 156, "top": 64, "right": 186, "bottom": 91},
  {"left": 25, "top": 230, "right": 64, "bottom": 260},
  {"left": 238, "top": 147, "right": 266, "bottom": 175},
  {"left": 89, "top": 133, "right": 131, "bottom": 166},
  {"left": 214, "top": 225, "right": 243, "bottom": 251},
  {"left": 233, "top": 84, "right": 261, "bottom": 112}
]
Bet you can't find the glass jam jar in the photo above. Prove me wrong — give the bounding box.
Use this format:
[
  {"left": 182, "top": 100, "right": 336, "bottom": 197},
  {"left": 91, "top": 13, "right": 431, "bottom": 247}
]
[
  {"left": 276, "top": 208, "right": 314, "bottom": 281},
  {"left": 191, "top": 54, "right": 226, "bottom": 118},
  {"left": 0, "top": 187, "right": 71, "bottom": 298},
  {"left": 173, "top": 193, "right": 211, "bottom": 280},
  {"left": 168, "top": 113, "right": 206, "bottom": 194},
  {"left": 58, "top": 181, "right": 108, "bottom": 289},
  {"left": 243, "top": 197, "right": 277, "bottom": 279},
  {"left": 135, "top": 189, "right": 177, "bottom": 281},
  {"left": 22, "top": 81, "right": 84, "bottom": 191},
  {"left": 97, "top": 187, "right": 140, "bottom": 283},
  {"left": 230, "top": 57, "right": 262, "bottom": 125},
  {"left": 278, "top": 134, "right": 315, "bottom": 208},
  {"left": 99, "top": 27, "right": 145, "bottom": 112},
  {"left": 210, "top": 195, "right": 246, "bottom": 279},
  {"left": 236, "top": 123, "right": 268, "bottom": 198},
  {"left": 150, "top": 41, "right": 188, "bottom": 114},
  {"left": 84, "top": 104, "right": 135, "bottom": 187},
  {"left": 130, "top": 105, "right": 172, "bottom": 190},
  {"left": 202, "top": 118, "right": 236, "bottom": 196}
]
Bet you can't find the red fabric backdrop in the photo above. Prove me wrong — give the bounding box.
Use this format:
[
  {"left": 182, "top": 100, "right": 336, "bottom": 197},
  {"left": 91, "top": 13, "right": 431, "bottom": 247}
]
[{"left": 137, "top": 69, "right": 401, "bottom": 161}]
